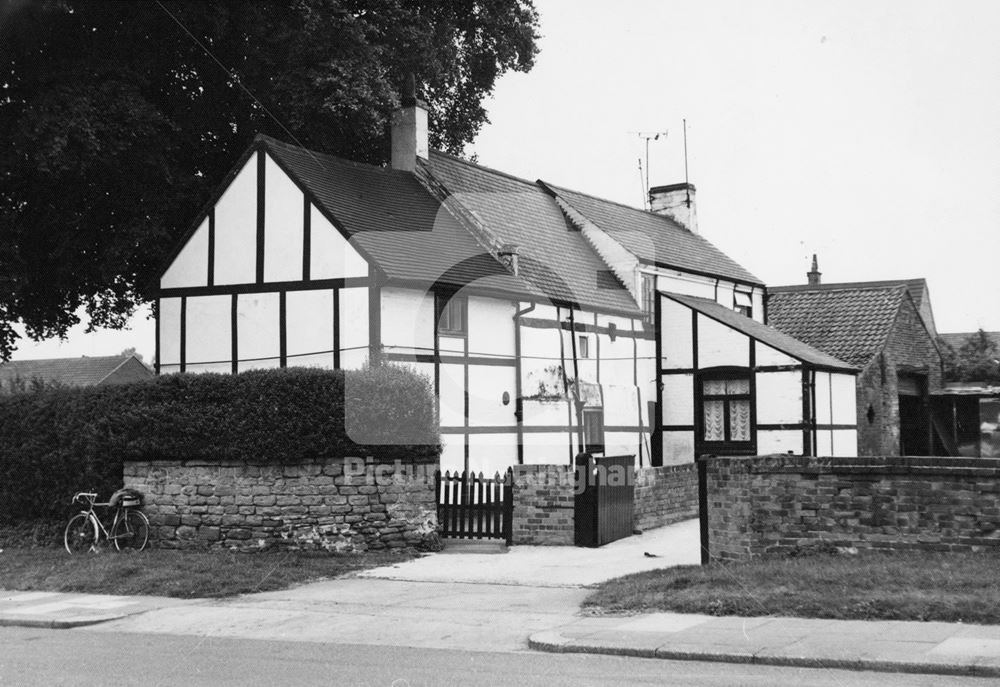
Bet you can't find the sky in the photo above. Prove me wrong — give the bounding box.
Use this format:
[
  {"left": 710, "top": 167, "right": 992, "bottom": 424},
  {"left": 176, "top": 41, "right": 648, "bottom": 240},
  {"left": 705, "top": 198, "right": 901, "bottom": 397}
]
[{"left": 10, "top": 0, "right": 1000, "bottom": 362}]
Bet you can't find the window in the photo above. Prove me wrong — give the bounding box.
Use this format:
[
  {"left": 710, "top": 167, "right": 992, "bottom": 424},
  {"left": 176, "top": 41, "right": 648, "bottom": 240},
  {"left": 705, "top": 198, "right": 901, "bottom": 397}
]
[
  {"left": 700, "top": 374, "right": 752, "bottom": 444},
  {"left": 437, "top": 294, "right": 467, "bottom": 335},
  {"left": 583, "top": 408, "right": 605, "bottom": 454},
  {"left": 642, "top": 274, "right": 656, "bottom": 324},
  {"left": 578, "top": 335, "right": 589, "bottom": 358},
  {"left": 734, "top": 290, "right": 753, "bottom": 318}
]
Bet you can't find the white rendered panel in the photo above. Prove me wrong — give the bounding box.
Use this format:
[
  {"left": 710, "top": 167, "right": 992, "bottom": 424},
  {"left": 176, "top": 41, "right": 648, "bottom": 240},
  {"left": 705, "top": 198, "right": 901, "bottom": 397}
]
[
  {"left": 309, "top": 206, "right": 368, "bottom": 280},
  {"left": 468, "top": 365, "right": 517, "bottom": 427},
  {"left": 662, "top": 432, "right": 695, "bottom": 465},
  {"left": 832, "top": 430, "right": 858, "bottom": 457},
  {"left": 662, "top": 374, "right": 694, "bottom": 425},
  {"left": 161, "top": 218, "right": 208, "bottom": 289},
  {"left": 716, "top": 282, "right": 735, "bottom": 309},
  {"left": 816, "top": 428, "right": 833, "bottom": 457},
  {"left": 604, "top": 432, "right": 638, "bottom": 458},
  {"left": 815, "top": 372, "right": 832, "bottom": 424},
  {"left": 263, "top": 155, "right": 304, "bottom": 283},
  {"left": 286, "top": 289, "right": 334, "bottom": 368},
  {"left": 236, "top": 292, "right": 280, "bottom": 370},
  {"left": 381, "top": 287, "right": 434, "bottom": 352},
  {"left": 159, "top": 298, "right": 182, "bottom": 369},
  {"left": 521, "top": 324, "right": 566, "bottom": 402},
  {"left": 467, "top": 433, "right": 517, "bottom": 475},
  {"left": 757, "top": 430, "right": 802, "bottom": 455},
  {"left": 468, "top": 296, "right": 515, "bottom": 358},
  {"left": 603, "top": 384, "right": 637, "bottom": 427},
  {"left": 752, "top": 289, "right": 765, "bottom": 323},
  {"left": 185, "top": 295, "right": 231, "bottom": 373},
  {"left": 522, "top": 433, "right": 571, "bottom": 465},
  {"left": 440, "top": 434, "right": 465, "bottom": 473},
  {"left": 698, "top": 314, "right": 749, "bottom": 368},
  {"left": 655, "top": 272, "right": 714, "bottom": 298},
  {"left": 831, "top": 374, "right": 857, "bottom": 425},
  {"left": 214, "top": 152, "right": 258, "bottom": 285},
  {"left": 439, "top": 336, "right": 465, "bottom": 357},
  {"left": 523, "top": 399, "right": 570, "bottom": 427},
  {"left": 755, "top": 371, "right": 803, "bottom": 425},
  {"left": 755, "top": 343, "right": 797, "bottom": 367},
  {"left": 597, "top": 314, "right": 634, "bottom": 385},
  {"left": 439, "top": 363, "right": 465, "bottom": 427},
  {"left": 338, "top": 286, "right": 368, "bottom": 369},
  {"left": 660, "top": 296, "right": 693, "bottom": 369}
]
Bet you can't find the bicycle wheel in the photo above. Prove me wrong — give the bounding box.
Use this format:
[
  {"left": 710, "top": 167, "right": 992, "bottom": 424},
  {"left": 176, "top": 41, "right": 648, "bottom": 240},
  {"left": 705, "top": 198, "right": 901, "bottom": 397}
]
[
  {"left": 64, "top": 513, "right": 98, "bottom": 554},
  {"left": 112, "top": 509, "right": 149, "bottom": 551}
]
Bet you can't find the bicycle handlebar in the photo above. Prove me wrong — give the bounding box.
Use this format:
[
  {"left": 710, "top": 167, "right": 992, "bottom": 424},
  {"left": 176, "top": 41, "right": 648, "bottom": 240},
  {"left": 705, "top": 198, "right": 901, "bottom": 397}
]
[{"left": 72, "top": 492, "right": 98, "bottom": 504}]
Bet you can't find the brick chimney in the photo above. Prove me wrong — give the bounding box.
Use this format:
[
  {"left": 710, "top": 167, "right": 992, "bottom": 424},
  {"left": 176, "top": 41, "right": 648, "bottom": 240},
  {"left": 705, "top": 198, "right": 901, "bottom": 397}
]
[
  {"left": 807, "top": 254, "right": 821, "bottom": 285},
  {"left": 649, "top": 182, "right": 698, "bottom": 234},
  {"left": 390, "top": 73, "right": 428, "bottom": 172}
]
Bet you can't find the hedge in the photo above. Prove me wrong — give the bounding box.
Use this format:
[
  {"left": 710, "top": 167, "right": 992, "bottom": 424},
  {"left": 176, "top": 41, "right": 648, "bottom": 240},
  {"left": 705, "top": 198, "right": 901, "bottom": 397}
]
[{"left": 0, "top": 365, "right": 440, "bottom": 526}]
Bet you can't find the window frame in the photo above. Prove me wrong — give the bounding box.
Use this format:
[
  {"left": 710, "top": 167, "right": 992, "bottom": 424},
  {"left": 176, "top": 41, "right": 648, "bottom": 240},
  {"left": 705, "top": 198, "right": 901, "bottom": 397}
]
[
  {"left": 582, "top": 407, "right": 605, "bottom": 454},
  {"left": 436, "top": 293, "right": 468, "bottom": 336},
  {"left": 642, "top": 273, "right": 656, "bottom": 325},
  {"left": 578, "top": 334, "right": 590, "bottom": 359},
  {"left": 696, "top": 368, "right": 756, "bottom": 455},
  {"left": 733, "top": 290, "right": 753, "bottom": 318}
]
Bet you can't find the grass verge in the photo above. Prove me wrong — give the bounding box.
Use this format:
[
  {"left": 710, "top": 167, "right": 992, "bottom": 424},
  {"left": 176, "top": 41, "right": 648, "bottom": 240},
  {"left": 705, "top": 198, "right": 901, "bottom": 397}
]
[
  {"left": 0, "top": 546, "right": 416, "bottom": 598},
  {"left": 584, "top": 550, "right": 1000, "bottom": 624}
]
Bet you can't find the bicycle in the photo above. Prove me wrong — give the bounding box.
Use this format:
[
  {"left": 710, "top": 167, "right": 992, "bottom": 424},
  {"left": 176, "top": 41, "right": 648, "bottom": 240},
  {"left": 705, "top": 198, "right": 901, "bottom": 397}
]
[{"left": 64, "top": 489, "right": 150, "bottom": 554}]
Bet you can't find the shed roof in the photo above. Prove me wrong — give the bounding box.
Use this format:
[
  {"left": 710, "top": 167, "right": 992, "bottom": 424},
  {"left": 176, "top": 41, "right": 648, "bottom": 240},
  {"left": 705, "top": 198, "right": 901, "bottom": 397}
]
[
  {"left": 665, "top": 293, "right": 856, "bottom": 371},
  {"left": 766, "top": 284, "right": 908, "bottom": 367},
  {"left": 0, "top": 355, "right": 152, "bottom": 389}
]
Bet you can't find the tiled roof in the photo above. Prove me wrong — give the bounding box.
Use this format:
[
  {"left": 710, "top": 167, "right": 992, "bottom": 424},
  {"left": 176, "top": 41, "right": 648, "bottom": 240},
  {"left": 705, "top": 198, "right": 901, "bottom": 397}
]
[
  {"left": 766, "top": 285, "right": 908, "bottom": 367},
  {"left": 772, "top": 278, "right": 928, "bottom": 310},
  {"left": 939, "top": 331, "right": 1000, "bottom": 352},
  {"left": 262, "top": 137, "right": 542, "bottom": 300},
  {"left": 664, "top": 293, "right": 856, "bottom": 371},
  {"left": 425, "top": 151, "right": 639, "bottom": 314},
  {"left": 0, "top": 356, "right": 152, "bottom": 389},
  {"left": 546, "top": 184, "right": 762, "bottom": 286}
]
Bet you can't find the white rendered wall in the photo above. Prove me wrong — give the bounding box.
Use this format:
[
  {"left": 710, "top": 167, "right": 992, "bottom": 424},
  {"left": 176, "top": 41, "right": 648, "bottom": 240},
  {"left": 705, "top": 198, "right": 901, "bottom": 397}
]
[
  {"left": 654, "top": 270, "right": 715, "bottom": 299},
  {"left": 286, "top": 289, "right": 335, "bottom": 368},
  {"left": 755, "top": 370, "right": 803, "bottom": 424},
  {"left": 381, "top": 287, "right": 434, "bottom": 353},
  {"left": 756, "top": 342, "right": 798, "bottom": 367},
  {"left": 213, "top": 153, "right": 258, "bottom": 285},
  {"left": 758, "top": 430, "right": 803, "bottom": 455},
  {"left": 832, "top": 430, "right": 858, "bottom": 457},
  {"left": 185, "top": 295, "right": 231, "bottom": 373},
  {"left": 338, "top": 286, "right": 369, "bottom": 369},
  {"left": 662, "top": 374, "right": 694, "bottom": 426},
  {"left": 662, "top": 432, "right": 695, "bottom": 465},
  {"left": 468, "top": 296, "right": 515, "bottom": 359},
  {"left": 159, "top": 298, "right": 182, "bottom": 372},
  {"left": 831, "top": 373, "right": 857, "bottom": 425},
  {"left": 659, "top": 296, "right": 693, "bottom": 369},
  {"left": 236, "top": 292, "right": 280, "bottom": 370},
  {"left": 263, "top": 155, "right": 304, "bottom": 283},
  {"left": 468, "top": 433, "right": 518, "bottom": 475},
  {"left": 440, "top": 435, "right": 465, "bottom": 473},
  {"left": 698, "top": 314, "right": 749, "bottom": 368},
  {"left": 161, "top": 217, "right": 208, "bottom": 289},
  {"left": 439, "top": 363, "right": 464, "bottom": 427},
  {"left": 468, "top": 365, "right": 517, "bottom": 428},
  {"left": 310, "top": 206, "right": 369, "bottom": 280}
]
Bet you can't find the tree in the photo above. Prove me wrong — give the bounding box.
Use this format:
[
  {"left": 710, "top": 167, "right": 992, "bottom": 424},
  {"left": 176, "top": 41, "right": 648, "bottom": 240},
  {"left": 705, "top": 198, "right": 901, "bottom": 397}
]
[
  {"left": 0, "top": 0, "right": 539, "bottom": 360},
  {"left": 939, "top": 330, "right": 1000, "bottom": 384}
]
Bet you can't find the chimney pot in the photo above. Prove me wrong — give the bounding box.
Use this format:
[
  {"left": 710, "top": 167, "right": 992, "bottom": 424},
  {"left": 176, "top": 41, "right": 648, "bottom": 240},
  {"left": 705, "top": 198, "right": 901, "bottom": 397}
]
[
  {"left": 648, "top": 182, "right": 698, "bottom": 233},
  {"left": 807, "top": 254, "right": 822, "bottom": 285}
]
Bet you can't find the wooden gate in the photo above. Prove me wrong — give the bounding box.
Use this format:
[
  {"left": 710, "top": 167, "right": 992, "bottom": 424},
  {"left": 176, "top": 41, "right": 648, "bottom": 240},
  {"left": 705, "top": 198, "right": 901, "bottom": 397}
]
[
  {"left": 574, "top": 454, "right": 635, "bottom": 547},
  {"left": 436, "top": 469, "right": 513, "bottom": 545}
]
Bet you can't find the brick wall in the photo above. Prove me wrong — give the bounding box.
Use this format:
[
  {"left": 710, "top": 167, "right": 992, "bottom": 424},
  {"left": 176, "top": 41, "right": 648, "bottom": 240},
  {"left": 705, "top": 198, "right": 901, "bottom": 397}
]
[
  {"left": 633, "top": 463, "right": 698, "bottom": 531},
  {"left": 511, "top": 464, "right": 575, "bottom": 545},
  {"left": 124, "top": 457, "right": 438, "bottom": 552},
  {"left": 705, "top": 454, "right": 1000, "bottom": 562},
  {"left": 857, "top": 296, "right": 942, "bottom": 456}
]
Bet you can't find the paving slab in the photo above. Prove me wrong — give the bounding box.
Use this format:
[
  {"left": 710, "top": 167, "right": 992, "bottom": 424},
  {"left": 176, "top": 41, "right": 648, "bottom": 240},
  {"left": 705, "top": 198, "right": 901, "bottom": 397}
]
[
  {"left": 0, "top": 590, "right": 194, "bottom": 629},
  {"left": 530, "top": 612, "right": 1000, "bottom": 678}
]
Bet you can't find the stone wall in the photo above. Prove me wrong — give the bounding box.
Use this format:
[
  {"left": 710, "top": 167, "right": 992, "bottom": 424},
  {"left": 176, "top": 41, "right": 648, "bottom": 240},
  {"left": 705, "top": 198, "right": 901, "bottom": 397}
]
[
  {"left": 124, "top": 457, "right": 438, "bottom": 552},
  {"left": 633, "top": 463, "right": 698, "bottom": 532},
  {"left": 511, "top": 464, "right": 575, "bottom": 545},
  {"left": 705, "top": 454, "right": 1000, "bottom": 562}
]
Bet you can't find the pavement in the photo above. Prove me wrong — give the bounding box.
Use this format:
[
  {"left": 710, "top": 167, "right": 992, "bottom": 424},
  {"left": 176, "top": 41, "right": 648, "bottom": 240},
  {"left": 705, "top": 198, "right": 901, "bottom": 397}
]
[{"left": 3, "top": 518, "right": 1000, "bottom": 678}]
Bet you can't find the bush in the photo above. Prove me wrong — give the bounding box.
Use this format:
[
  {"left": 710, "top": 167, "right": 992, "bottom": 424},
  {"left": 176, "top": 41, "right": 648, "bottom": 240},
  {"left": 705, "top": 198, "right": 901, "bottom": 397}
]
[{"left": 0, "top": 365, "right": 440, "bottom": 526}]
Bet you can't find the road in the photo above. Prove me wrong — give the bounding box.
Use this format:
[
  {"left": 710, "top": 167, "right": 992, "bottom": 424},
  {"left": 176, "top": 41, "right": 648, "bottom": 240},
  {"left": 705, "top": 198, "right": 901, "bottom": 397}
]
[{"left": 0, "top": 627, "right": 987, "bottom": 687}]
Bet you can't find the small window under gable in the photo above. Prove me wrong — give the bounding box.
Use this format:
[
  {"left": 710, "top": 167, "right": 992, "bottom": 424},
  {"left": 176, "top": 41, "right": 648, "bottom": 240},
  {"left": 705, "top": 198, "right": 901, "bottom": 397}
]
[
  {"left": 734, "top": 290, "right": 753, "bottom": 318},
  {"left": 578, "top": 335, "right": 590, "bottom": 358},
  {"left": 437, "top": 294, "right": 467, "bottom": 335}
]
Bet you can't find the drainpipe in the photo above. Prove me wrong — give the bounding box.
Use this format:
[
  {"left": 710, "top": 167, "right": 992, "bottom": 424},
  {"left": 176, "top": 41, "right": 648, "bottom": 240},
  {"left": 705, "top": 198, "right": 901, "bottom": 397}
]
[
  {"left": 513, "top": 301, "right": 535, "bottom": 465},
  {"left": 568, "top": 308, "right": 586, "bottom": 453}
]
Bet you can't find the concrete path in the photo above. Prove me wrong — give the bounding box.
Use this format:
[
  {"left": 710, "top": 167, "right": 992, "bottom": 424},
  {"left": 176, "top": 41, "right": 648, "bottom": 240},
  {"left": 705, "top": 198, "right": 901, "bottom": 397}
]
[
  {"left": 530, "top": 612, "right": 1000, "bottom": 678},
  {"left": 0, "top": 590, "right": 194, "bottom": 629},
  {"left": 359, "top": 517, "right": 701, "bottom": 587}
]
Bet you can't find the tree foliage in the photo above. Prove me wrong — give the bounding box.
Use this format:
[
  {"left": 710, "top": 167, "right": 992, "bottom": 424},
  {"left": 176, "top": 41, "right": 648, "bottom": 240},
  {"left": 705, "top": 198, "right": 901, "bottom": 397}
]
[
  {"left": 939, "top": 330, "right": 1000, "bottom": 384},
  {"left": 0, "top": 0, "right": 539, "bottom": 360}
]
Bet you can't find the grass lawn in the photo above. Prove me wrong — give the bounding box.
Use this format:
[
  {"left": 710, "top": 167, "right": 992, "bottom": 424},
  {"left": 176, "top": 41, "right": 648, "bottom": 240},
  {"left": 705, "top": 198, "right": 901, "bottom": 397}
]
[
  {"left": 0, "top": 546, "right": 416, "bottom": 598},
  {"left": 584, "top": 550, "right": 1000, "bottom": 625}
]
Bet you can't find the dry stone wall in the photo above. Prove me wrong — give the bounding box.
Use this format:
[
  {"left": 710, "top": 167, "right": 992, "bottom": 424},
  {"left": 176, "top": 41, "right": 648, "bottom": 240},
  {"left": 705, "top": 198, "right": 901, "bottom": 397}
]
[
  {"left": 706, "top": 454, "right": 1000, "bottom": 562},
  {"left": 124, "top": 457, "right": 438, "bottom": 552}
]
